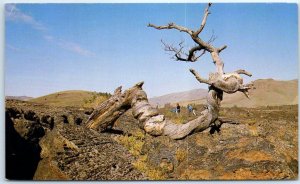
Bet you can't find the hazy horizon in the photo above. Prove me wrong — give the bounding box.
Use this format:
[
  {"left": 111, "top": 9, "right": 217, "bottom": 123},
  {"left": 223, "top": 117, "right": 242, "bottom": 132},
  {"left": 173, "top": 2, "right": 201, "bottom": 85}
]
[
  {"left": 5, "top": 3, "right": 298, "bottom": 98},
  {"left": 4, "top": 78, "right": 298, "bottom": 99}
]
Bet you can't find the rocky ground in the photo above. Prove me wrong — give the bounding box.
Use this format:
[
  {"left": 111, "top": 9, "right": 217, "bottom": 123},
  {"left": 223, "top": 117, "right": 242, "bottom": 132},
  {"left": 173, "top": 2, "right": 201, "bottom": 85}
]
[{"left": 5, "top": 99, "right": 298, "bottom": 180}]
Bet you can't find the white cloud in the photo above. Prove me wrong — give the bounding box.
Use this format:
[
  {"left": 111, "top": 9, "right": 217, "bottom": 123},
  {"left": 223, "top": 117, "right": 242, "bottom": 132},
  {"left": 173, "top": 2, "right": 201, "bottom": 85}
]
[
  {"left": 43, "top": 35, "right": 54, "bottom": 41},
  {"left": 6, "top": 44, "right": 21, "bottom": 52},
  {"left": 6, "top": 4, "right": 95, "bottom": 57},
  {"left": 44, "top": 35, "right": 95, "bottom": 57},
  {"left": 5, "top": 4, "right": 47, "bottom": 31}
]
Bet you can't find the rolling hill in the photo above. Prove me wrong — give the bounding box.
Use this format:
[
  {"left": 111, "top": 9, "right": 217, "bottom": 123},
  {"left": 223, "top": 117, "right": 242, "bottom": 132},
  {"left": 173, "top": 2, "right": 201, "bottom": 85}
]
[
  {"left": 29, "top": 90, "right": 110, "bottom": 108},
  {"left": 150, "top": 79, "right": 298, "bottom": 108},
  {"left": 25, "top": 79, "right": 298, "bottom": 108},
  {"left": 222, "top": 79, "right": 298, "bottom": 107}
]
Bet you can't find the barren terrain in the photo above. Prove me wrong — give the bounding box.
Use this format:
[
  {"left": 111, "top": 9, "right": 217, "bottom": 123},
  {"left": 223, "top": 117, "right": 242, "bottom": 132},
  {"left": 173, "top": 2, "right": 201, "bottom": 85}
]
[{"left": 5, "top": 97, "right": 298, "bottom": 180}]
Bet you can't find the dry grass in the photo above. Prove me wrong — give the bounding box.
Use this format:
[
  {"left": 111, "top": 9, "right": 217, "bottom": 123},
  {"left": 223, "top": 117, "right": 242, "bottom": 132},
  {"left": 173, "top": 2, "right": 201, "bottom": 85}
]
[
  {"left": 248, "top": 125, "right": 259, "bottom": 136},
  {"left": 158, "top": 105, "right": 203, "bottom": 124},
  {"left": 175, "top": 148, "right": 188, "bottom": 164},
  {"left": 116, "top": 130, "right": 167, "bottom": 180},
  {"left": 133, "top": 155, "right": 167, "bottom": 180},
  {"left": 116, "top": 134, "right": 144, "bottom": 157}
]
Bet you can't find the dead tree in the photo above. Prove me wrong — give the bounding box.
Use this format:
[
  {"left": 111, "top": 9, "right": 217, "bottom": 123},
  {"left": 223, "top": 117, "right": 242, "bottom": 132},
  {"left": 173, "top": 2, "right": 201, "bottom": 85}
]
[{"left": 85, "top": 3, "right": 253, "bottom": 139}]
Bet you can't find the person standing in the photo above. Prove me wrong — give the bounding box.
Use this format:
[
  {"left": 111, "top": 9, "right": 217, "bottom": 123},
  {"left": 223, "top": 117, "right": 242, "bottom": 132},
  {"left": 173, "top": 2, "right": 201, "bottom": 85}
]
[
  {"left": 176, "top": 103, "right": 181, "bottom": 114},
  {"left": 187, "top": 104, "right": 193, "bottom": 116}
]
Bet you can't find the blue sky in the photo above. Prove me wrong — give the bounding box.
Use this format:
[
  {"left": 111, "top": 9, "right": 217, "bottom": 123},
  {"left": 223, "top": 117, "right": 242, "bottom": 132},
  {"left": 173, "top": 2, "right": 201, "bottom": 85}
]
[{"left": 5, "top": 3, "right": 298, "bottom": 98}]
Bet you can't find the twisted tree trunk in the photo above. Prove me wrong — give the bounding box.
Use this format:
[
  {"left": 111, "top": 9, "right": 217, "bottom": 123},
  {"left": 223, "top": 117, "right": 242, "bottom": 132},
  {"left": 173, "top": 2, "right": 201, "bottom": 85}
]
[
  {"left": 85, "top": 82, "right": 222, "bottom": 139},
  {"left": 85, "top": 3, "right": 253, "bottom": 139}
]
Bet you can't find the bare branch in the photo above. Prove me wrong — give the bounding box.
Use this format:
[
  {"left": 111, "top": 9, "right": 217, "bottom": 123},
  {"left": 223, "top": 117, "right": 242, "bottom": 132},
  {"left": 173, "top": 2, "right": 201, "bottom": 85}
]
[
  {"left": 186, "top": 45, "right": 204, "bottom": 61},
  {"left": 238, "top": 82, "right": 254, "bottom": 98},
  {"left": 161, "top": 40, "right": 181, "bottom": 53},
  {"left": 218, "top": 45, "right": 227, "bottom": 53},
  {"left": 207, "top": 30, "right": 217, "bottom": 44},
  {"left": 161, "top": 40, "right": 206, "bottom": 62},
  {"left": 189, "top": 68, "right": 211, "bottom": 85},
  {"left": 149, "top": 3, "right": 228, "bottom": 74},
  {"left": 148, "top": 2, "right": 229, "bottom": 73},
  {"left": 240, "top": 90, "right": 250, "bottom": 99},
  {"left": 161, "top": 40, "right": 186, "bottom": 61},
  {"left": 234, "top": 69, "right": 252, "bottom": 77},
  {"left": 191, "top": 36, "right": 214, "bottom": 52},
  {"left": 148, "top": 22, "right": 193, "bottom": 35},
  {"left": 194, "top": 3, "right": 212, "bottom": 36},
  {"left": 194, "top": 49, "right": 206, "bottom": 61}
]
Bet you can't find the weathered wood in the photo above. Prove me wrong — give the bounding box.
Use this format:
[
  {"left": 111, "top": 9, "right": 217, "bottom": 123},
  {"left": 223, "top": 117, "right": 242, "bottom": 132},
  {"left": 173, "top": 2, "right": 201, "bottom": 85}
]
[
  {"left": 85, "top": 82, "right": 144, "bottom": 131},
  {"left": 148, "top": 3, "right": 226, "bottom": 63},
  {"left": 194, "top": 3, "right": 212, "bottom": 36},
  {"left": 144, "top": 2, "right": 252, "bottom": 138},
  {"left": 85, "top": 81, "right": 226, "bottom": 139},
  {"left": 130, "top": 87, "right": 216, "bottom": 139},
  {"left": 85, "top": 3, "right": 253, "bottom": 139}
]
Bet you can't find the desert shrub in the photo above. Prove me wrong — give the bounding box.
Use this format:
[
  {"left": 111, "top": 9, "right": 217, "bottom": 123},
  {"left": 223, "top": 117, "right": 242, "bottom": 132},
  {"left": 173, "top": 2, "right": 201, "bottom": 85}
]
[
  {"left": 132, "top": 129, "right": 145, "bottom": 140},
  {"left": 133, "top": 155, "right": 166, "bottom": 180},
  {"left": 116, "top": 134, "right": 144, "bottom": 157},
  {"left": 248, "top": 125, "right": 259, "bottom": 136},
  {"left": 176, "top": 148, "right": 188, "bottom": 164},
  {"left": 219, "top": 111, "right": 225, "bottom": 116},
  {"left": 117, "top": 130, "right": 167, "bottom": 180},
  {"left": 132, "top": 155, "right": 148, "bottom": 172},
  {"left": 244, "top": 119, "right": 256, "bottom": 125},
  {"left": 147, "top": 168, "right": 166, "bottom": 180}
]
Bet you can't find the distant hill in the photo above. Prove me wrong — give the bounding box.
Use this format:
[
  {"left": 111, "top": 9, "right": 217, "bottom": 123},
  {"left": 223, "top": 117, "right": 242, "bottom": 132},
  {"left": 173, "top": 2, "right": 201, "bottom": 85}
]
[
  {"left": 29, "top": 90, "right": 110, "bottom": 108},
  {"left": 222, "top": 79, "right": 298, "bottom": 107},
  {"left": 150, "top": 79, "right": 298, "bottom": 108},
  {"left": 5, "top": 96, "right": 33, "bottom": 101},
  {"left": 26, "top": 79, "right": 298, "bottom": 108},
  {"left": 149, "top": 89, "right": 207, "bottom": 107}
]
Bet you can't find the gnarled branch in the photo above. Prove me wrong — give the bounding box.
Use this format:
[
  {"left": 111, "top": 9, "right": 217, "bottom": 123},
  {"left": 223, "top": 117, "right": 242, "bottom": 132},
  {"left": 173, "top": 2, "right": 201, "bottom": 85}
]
[
  {"left": 148, "top": 3, "right": 227, "bottom": 64},
  {"left": 189, "top": 68, "right": 211, "bottom": 85},
  {"left": 234, "top": 69, "right": 252, "bottom": 77},
  {"left": 161, "top": 40, "right": 207, "bottom": 62},
  {"left": 194, "top": 2, "right": 212, "bottom": 36},
  {"left": 148, "top": 22, "right": 192, "bottom": 35}
]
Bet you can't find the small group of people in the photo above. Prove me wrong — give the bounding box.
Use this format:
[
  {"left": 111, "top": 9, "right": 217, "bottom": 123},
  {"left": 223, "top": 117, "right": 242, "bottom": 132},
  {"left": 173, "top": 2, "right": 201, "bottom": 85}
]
[{"left": 171, "top": 103, "right": 197, "bottom": 116}]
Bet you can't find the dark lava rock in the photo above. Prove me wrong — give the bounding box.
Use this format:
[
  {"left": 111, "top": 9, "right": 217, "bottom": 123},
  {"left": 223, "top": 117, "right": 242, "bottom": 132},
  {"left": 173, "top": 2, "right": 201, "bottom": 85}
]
[
  {"left": 5, "top": 100, "right": 298, "bottom": 180},
  {"left": 140, "top": 116, "right": 298, "bottom": 180},
  {"left": 34, "top": 125, "right": 145, "bottom": 180},
  {"left": 6, "top": 100, "right": 145, "bottom": 180}
]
